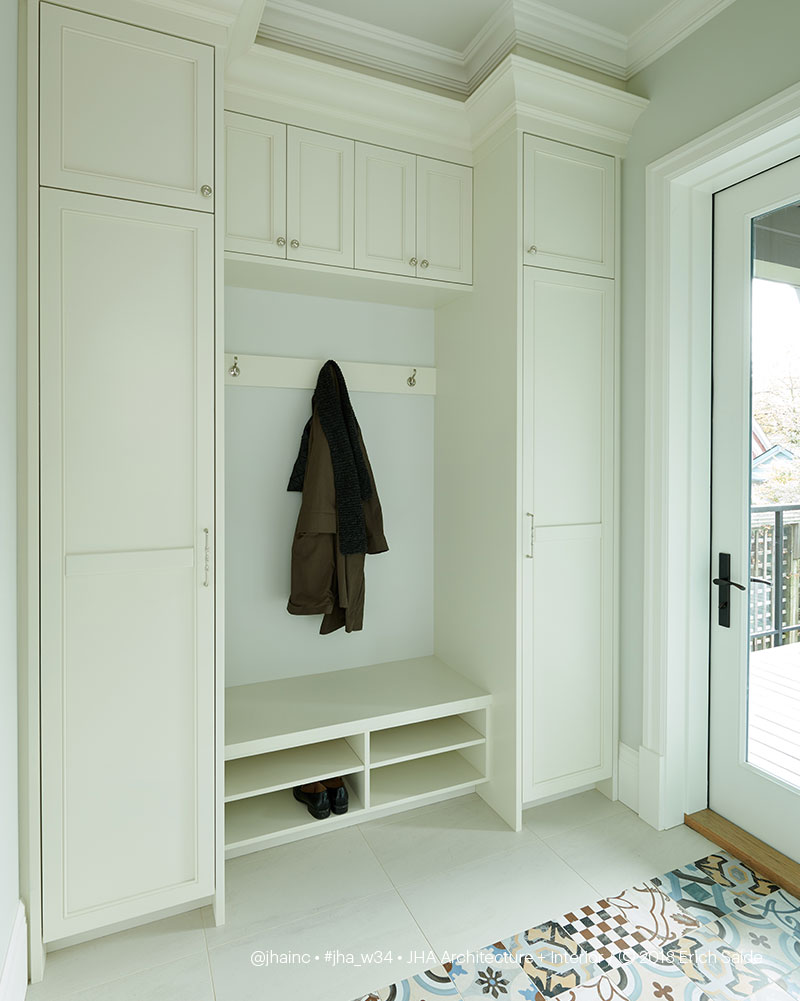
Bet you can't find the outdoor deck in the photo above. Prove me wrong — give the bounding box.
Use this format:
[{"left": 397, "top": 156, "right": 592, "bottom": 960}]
[{"left": 749, "top": 642, "right": 800, "bottom": 788}]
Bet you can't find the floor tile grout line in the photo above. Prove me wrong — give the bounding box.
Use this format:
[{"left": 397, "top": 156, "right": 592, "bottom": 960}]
[
  {"left": 353, "top": 823, "right": 446, "bottom": 982},
  {"left": 355, "top": 802, "right": 556, "bottom": 895},
  {"left": 204, "top": 943, "right": 218, "bottom": 1001}
]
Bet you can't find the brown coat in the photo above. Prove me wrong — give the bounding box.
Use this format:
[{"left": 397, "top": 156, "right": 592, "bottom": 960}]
[{"left": 287, "top": 411, "right": 388, "bottom": 633}]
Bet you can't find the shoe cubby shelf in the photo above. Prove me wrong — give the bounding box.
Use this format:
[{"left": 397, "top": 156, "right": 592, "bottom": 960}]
[
  {"left": 224, "top": 739, "right": 365, "bottom": 802},
  {"left": 224, "top": 656, "right": 491, "bottom": 856}
]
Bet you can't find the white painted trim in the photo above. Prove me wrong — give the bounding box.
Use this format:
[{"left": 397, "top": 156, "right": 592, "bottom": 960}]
[
  {"left": 466, "top": 56, "right": 648, "bottom": 159},
  {"left": 0, "top": 904, "right": 28, "bottom": 1001},
  {"left": 642, "top": 80, "right": 800, "bottom": 830},
  {"left": 225, "top": 44, "right": 474, "bottom": 165},
  {"left": 627, "top": 0, "right": 739, "bottom": 78},
  {"left": 224, "top": 353, "right": 436, "bottom": 395},
  {"left": 258, "top": 0, "right": 470, "bottom": 95},
  {"left": 225, "top": 49, "right": 648, "bottom": 166},
  {"left": 512, "top": 0, "right": 627, "bottom": 81},
  {"left": 618, "top": 743, "right": 639, "bottom": 812},
  {"left": 254, "top": 0, "right": 738, "bottom": 96}
]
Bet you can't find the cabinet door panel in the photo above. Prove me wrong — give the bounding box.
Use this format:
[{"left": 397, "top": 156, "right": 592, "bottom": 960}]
[
  {"left": 225, "top": 113, "right": 286, "bottom": 258},
  {"left": 40, "top": 190, "right": 215, "bottom": 941},
  {"left": 531, "top": 527, "right": 609, "bottom": 787},
  {"left": 355, "top": 143, "right": 416, "bottom": 277},
  {"left": 416, "top": 158, "right": 472, "bottom": 284},
  {"left": 530, "top": 275, "right": 611, "bottom": 527},
  {"left": 522, "top": 268, "right": 614, "bottom": 802},
  {"left": 40, "top": 4, "right": 214, "bottom": 211},
  {"left": 287, "top": 127, "right": 354, "bottom": 268},
  {"left": 523, "top": 135, "right": 614, "bottom": 278}
]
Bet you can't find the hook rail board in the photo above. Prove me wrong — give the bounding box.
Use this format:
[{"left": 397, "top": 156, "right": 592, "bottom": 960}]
[{"left": 224, "top": 353, "right": 436, "bottom": 395}]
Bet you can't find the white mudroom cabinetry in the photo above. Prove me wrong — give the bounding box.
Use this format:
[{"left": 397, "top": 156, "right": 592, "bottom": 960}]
[
  {"left": 522, "top": 134, "right": 615, "bottom": 279},
  {"left": 522, "top": 267, "right": 616, "bottom": 801},
  {"left": 40, "top": 3, "right": 215, "bottom": 211},
  {"left": 225, "top": 113, "right": 287, "bottom": 258},
  {"left": 224, "top": 111, "right": 473, "bottom": 285},
  {"left": 20, "top": 14, "right": 647, "bottom": 974},
  {"left": 521, "top": 136, "right": 618, "bottom": 802},
  {"left": 35, "top": 4, "right": 219, "bottom": 943}
]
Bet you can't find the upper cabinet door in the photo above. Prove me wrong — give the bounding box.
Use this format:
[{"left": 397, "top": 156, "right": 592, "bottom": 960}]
[
  {"left": 416, "top": 158, "right": 472, "bottom": 285},
  {"left": 355, "top": 143, "right": 416, "bottom": 278},
  {"left": 40, "top": 4, "right": 214, "bottom": 212},
  {"left": 523, "top": 135, "right": 615, "bottom": 278},
  {"left": 287, "top": 127, "right": 354, "bottom": 268},
  {"left": 225, "top": 113, "right": 287, "bottom": 258}
]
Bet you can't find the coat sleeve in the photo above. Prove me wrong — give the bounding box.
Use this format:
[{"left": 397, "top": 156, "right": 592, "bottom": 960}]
[{"left": 360, "top": 435, "right": 389, "bottom": 555}]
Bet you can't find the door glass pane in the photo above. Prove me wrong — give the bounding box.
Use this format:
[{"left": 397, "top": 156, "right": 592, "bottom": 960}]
[{"left": 749, "top": 203, "right": 800, "bottom": 788}]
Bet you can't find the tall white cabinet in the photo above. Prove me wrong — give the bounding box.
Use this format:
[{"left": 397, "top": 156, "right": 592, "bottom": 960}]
[
  {"left": 521, "top": 138, "right": 617, "bottom": 803},
  {"left": 36, "top": 4, "right": 218, "bottom": 942}
]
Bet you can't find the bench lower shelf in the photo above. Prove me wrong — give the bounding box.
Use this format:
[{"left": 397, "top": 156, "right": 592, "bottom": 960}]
[{"left": 224, "top": 750, "right": 488, "bottom": 856}]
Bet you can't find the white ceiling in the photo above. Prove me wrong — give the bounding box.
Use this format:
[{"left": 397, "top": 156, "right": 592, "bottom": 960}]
[{"left": 258, "top": 0, "right": 739, "bottom": 92}]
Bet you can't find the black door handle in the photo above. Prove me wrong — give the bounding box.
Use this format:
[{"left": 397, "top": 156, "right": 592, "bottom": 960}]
[
  {"left": 713, "top": 553, "right": 747, "bottom": 628},
  {"left": 750, "top": 577, "right": 772, "bottom": 587}
]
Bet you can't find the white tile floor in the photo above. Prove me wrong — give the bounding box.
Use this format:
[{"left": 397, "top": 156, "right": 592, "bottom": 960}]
[{"left": 27, "top": 790, "right": 719, "bottom": 1001}]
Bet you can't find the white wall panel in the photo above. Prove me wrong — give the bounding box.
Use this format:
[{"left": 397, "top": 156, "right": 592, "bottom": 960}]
[{"left": 224, "top": 287, "right": 434, "bottom": 685}]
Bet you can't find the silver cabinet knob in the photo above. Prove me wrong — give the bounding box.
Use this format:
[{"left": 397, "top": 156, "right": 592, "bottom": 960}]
[
  {"left": 409, "top": 257, "right": 418, "bottom": 267},
  {"left": 276, "top": 237, "right": 286, "bottom": 247},
  {"left": 420, "top": 259, "right": 429, "bottom": 269},
  {"left": 200, "top": 184, "right": 213, "bottom": 197},
  {"left": 290, "top": 239, "right": 300, "bottom": 249},
  {"left": 527, "top": 245, "right": 537, "bottom": 254}
]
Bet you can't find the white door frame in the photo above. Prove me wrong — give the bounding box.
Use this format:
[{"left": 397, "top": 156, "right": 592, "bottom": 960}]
[{"left": 641, "top": 80, "right": 800, "bottom": 830}]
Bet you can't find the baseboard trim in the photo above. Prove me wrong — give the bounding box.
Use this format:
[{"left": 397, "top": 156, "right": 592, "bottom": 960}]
[
  {"left": 685, "top": 809, "right": 800, "bottom": 900},
  {"left": 617, "top": 742, "right": 639, "bottom": 813},
  {"left": 0, "top": 903, "right": 28, "bottom": 1001}
]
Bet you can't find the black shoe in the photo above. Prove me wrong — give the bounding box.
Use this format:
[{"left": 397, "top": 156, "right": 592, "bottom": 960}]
[
  {"left": 293, "top": 783, "right": 331, "bottom": 820},
  {"left": 323, "top": 777, "right": 349, "bottom": 815}
]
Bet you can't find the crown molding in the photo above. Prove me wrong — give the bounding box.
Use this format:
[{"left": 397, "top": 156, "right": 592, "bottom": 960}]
[
  {"left": 627, "top": 0, "right": 739, "bottom": 78},
  {"left": 512, "top": 0, "right": 628, "bottom": 80},
  {"left": 257, "top": 0, "right": 471, "bottom": 94},
  {"left": 255, "top": 0, "right": 738, "bottom": 94},
  {"left": 225, "top": 46, "right": 648, "bottom": 163},
  {"left": 225, "top": 44, "right": 475, "bottom": 163},
  {"left": 467, "top": 54, "right": 648, "bottom": 157}
]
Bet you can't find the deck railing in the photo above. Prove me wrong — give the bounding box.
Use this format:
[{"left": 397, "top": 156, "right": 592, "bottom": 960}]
[{"left": 750, "top": 503, "right": 800, "bottom": 650}]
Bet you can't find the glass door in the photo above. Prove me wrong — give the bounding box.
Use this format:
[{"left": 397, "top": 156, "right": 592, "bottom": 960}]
[{"left": 710, "top": 158, "right": 800, "bottom": 861}]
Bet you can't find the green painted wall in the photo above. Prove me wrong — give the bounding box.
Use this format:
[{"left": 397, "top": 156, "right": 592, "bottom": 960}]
[{"left": 620, "top": 0, "right": 800, "bottom": 749}]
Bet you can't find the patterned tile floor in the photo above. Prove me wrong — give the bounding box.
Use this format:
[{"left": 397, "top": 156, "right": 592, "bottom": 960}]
[{"left": 353, "top": 852, "right": 800, "bottom": 1001}]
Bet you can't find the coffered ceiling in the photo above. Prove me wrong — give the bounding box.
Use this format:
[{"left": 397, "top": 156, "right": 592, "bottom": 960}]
[{"left": 257, "top": 0, "right": 739, "bottom": 93}]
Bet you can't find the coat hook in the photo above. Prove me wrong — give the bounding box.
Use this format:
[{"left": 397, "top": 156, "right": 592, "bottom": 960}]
[
  {"left": 229, "top": 356, "right": 240, "bottom": 378},
  {"left": 407, "top": 368, "right": 417, "bottom": 388}
]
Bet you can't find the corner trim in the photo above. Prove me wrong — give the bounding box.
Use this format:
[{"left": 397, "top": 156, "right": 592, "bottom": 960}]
[
  {"left": 618, "top": 743, "right": 640, "bottom": 813},
  {"left": 0, "top": 904, "right": 28, "bottom": 1001}
]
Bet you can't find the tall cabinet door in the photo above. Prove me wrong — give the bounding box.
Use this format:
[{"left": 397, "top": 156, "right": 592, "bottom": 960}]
[
  {"left": 416, "top": 157, "right": 472, "bottom": 284},
  {"left": 40, "top": 189, "right": 215, "bottom": 941},
  {"left": 287, "top": 127, "right": 354, "bottom": 268},
  {"left": 40, "top": 3, "right": 214, "bottom": 211},
  {"left": 522, "top": 135, "right": 615, "bottom": 278},
  {"left": 225, "top": 112, "right": 287, "bottom": 258},
  {"left": 522, "top": 268, "right": 615, "bottom": 802},
  {"left": 355, "top": 143, "right": 416, "bottom": 277}
]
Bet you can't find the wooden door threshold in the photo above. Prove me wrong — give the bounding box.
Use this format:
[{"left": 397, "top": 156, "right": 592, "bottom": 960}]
[{"left": 685, "top": 809, "right": 800, "bottom": 900}]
